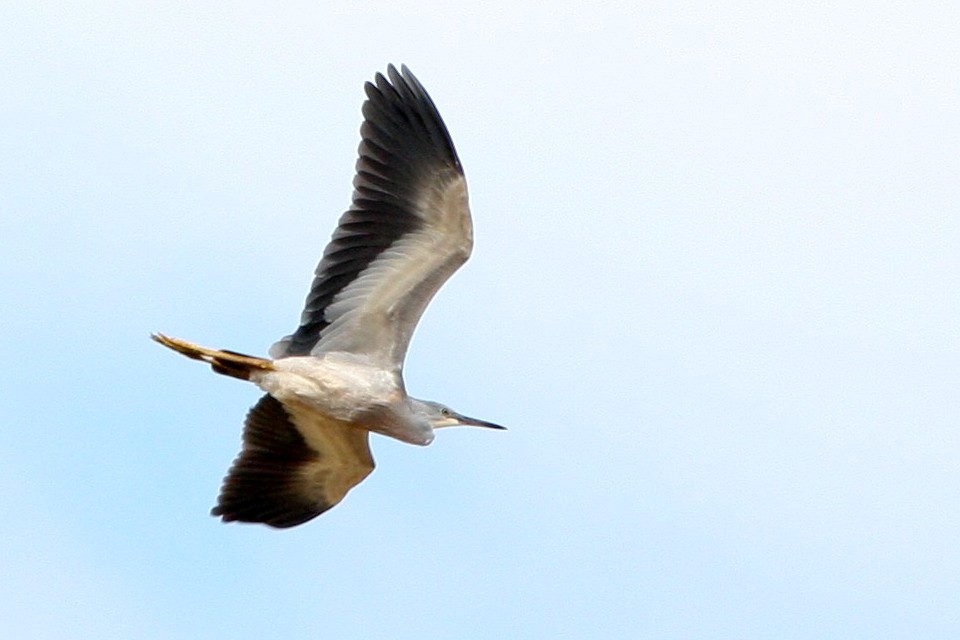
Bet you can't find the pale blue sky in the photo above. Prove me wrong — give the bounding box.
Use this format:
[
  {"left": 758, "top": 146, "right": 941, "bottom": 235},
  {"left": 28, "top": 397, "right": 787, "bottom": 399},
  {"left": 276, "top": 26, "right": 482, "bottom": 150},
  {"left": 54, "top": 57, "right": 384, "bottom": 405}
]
[{"left": 2, "top": 2, "right": 959, "bottom": 638}]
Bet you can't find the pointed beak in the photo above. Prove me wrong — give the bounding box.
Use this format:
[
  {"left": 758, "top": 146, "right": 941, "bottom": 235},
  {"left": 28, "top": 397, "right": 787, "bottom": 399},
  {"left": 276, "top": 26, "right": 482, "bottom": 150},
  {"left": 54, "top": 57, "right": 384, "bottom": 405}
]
[{"left": 457, "top": 414, "right": 507, "bottom": 430}]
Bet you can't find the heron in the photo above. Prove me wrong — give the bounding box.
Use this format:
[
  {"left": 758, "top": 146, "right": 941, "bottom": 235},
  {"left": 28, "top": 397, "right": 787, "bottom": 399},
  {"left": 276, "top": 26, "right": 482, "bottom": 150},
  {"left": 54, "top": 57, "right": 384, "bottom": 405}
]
[{"left": 153, "top": 65, "right": 504, "bottom": 528}]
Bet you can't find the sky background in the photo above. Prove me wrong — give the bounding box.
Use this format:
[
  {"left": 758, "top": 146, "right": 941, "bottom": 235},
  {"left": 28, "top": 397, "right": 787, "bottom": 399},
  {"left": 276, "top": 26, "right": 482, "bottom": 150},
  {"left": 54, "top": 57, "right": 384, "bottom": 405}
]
[{"left": 2, "top": 2, "right": 959, "bottom": 638}]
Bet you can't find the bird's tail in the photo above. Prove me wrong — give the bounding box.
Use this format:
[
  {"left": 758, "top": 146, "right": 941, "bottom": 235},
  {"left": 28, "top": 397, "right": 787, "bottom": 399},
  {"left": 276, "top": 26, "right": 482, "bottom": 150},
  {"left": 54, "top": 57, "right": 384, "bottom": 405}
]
[{"left": 151, "top": 333, "right": 274, "bottom": 380}]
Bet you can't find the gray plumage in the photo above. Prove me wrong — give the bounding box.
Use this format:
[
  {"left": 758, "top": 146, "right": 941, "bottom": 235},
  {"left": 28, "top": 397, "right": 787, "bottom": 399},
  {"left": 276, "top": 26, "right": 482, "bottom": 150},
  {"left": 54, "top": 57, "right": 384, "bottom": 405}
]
[{"left": 153, "top": 65, "right": 504, "bottom": 528}]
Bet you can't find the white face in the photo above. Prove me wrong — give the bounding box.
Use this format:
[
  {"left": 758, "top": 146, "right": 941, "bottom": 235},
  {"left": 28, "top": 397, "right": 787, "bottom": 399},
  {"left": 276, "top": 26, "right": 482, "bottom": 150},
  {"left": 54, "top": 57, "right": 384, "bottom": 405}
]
[
  {"left": 427, "top": 402, "right": 506, "bottom": 431},
  {"left": 428, "top": 402, "right": 462, "bottom": 428},
  {"left": 416, "top": 399, "right": 505, "bottom": 431}
]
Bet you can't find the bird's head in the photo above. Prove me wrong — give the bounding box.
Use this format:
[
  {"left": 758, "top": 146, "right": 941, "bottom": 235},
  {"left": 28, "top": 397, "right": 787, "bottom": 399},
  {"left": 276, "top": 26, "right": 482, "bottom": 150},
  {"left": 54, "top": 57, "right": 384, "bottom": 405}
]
[{"left": 412, "top": 399, "right": 506, "bottom": 431}]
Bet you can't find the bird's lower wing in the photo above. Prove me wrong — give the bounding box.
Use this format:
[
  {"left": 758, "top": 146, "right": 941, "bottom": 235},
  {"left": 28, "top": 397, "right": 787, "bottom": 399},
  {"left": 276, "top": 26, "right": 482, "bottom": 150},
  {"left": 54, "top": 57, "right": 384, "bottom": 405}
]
[{"left": 212, "top": 394, "right": 375, "bottom": 528}]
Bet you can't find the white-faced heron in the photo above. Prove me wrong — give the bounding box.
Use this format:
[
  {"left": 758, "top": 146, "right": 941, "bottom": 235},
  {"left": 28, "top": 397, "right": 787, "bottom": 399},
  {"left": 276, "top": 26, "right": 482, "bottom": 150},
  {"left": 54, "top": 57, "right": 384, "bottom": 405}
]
[{"left": 153, "top": 65, "right": 504, "bottom": 528}]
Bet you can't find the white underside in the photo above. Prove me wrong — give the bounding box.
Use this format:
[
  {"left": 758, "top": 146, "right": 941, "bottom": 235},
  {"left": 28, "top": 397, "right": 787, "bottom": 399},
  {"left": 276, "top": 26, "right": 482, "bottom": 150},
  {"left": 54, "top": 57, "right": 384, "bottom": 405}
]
[{"left": 252, "top": 352, "right": 434, "bottom": 446}]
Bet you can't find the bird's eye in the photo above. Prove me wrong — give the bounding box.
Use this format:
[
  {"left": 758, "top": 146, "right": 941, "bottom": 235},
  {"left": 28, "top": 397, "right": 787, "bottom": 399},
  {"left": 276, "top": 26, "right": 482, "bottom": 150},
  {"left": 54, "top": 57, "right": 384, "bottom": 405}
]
[{"left": 440, "top": 407, "right": 451, "bottom": 416}]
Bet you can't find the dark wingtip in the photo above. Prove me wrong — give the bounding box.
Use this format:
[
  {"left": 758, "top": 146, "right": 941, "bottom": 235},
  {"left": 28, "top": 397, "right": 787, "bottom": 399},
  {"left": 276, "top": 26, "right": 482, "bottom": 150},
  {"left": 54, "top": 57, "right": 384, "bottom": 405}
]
[
  {"left": 281, "top": 63, "right": 462, "bottom": 357},
  {"left": 212, "top": 395, "right": 333, "bottom": 529}
]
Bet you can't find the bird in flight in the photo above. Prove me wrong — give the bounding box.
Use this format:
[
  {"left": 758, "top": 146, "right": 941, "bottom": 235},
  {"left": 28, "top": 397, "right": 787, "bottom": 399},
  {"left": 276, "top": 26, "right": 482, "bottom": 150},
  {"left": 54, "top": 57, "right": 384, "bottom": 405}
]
[{"left": 154, "top": 65, "right": 504, "bottom": 528}]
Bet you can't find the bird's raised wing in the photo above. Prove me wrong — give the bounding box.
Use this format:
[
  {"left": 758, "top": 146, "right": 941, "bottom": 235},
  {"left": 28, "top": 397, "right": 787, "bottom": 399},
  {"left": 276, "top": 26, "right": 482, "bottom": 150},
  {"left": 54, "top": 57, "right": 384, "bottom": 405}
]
[
  {"left": 269, "top": 65, "right": 472, "bottom": 372},
  {"left": 212, "top": 394, "right": 374, "bottom": 528}
]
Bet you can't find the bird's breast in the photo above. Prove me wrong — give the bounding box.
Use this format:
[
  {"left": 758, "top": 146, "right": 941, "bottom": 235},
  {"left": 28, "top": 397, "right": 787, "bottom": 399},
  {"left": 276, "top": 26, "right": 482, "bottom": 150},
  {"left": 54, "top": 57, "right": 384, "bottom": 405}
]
[{"left": 253, "top": 354, "right": 401, "bottom": 424}]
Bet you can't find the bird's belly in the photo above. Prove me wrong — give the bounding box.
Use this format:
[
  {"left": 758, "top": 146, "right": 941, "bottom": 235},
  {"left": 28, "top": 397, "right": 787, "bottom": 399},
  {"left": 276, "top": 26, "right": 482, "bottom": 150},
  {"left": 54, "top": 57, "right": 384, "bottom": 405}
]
[{"left": 252, "top": 355, "right": 401, "bottom": 424}]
